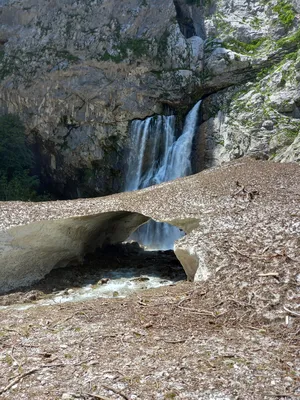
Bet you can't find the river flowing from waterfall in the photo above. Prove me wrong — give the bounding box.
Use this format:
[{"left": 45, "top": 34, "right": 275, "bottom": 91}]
[
  {"left": 0, "top": 245, "right": 185, "bottom": 310},
  {"left": 125, "top": 100, "right": 201, "bottom": 249}
]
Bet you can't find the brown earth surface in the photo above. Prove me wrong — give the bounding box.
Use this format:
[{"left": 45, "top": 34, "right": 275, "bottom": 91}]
[
  {"left": 0, "top": 158, "right": 299, "bottom": 399},
  {"left": 0, "top": 245, "right": 299, "bottom": 400}
]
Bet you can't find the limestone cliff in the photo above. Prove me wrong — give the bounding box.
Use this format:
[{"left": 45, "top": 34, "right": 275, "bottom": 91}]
[{"left": 0, "top": 0, "right": 299, "bottom": 196}]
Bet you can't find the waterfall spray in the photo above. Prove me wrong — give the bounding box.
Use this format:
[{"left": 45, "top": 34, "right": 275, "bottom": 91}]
[{"left": 125, "top": 100, "right": 201, "bottom": 249}]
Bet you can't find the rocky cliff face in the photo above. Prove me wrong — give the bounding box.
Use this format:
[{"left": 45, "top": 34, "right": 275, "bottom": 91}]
[
  {"left": 195, "top": 0, "right": 300, "bottom": 169},
  {"left": 0, "top": 0, "right": 299, "bottom": 197}
]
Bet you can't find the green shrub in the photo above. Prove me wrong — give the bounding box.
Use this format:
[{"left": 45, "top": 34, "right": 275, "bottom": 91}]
[
  {"left": 101, "top": 38, "right": 151, "bottom": 63},
  {"left": 273, "top": 1, "right": 296, "bottom": 28},
  {"left": 0, "top": 171, "right": 39, "bottom": 201},
  {"left": 276, "top": 28, "right": 300, "bottom": 49},
  {"left": 223, "top": 37, "right": 267, "bottom": 53}
]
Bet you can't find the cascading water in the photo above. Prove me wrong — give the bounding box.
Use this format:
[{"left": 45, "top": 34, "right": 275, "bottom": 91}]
[{"left": 125, "top": 100, "right": 201, "bottom": 249}]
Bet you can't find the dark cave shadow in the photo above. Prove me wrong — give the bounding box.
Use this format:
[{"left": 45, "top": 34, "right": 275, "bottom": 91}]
[{"left": 1, "top": 243, "right": 186, "bottom": 300}]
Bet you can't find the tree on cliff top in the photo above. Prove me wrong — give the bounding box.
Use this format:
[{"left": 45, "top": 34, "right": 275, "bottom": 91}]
[{"left": 0, "top": 114, "right": 39, "bottom": 201}]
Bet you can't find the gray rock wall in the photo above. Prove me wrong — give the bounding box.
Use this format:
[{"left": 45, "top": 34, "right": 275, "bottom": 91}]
[{"left": 0, "top": 0, "right": 299, "bottom": 196}]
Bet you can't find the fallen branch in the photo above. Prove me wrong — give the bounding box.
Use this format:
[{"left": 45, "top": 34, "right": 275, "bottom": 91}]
[
  {"left": 232, "top": 182, "right": 259, "bottom": 202},
  {"left": 3, "top": 327, "right": 21, "bottom": 335},
  {"left": 137, "top": 300, "right": 148, "bottom": 307},
  {"left": 228, "top": 298, "right": 250, "bottom": 308},
  {"left": 11, "top": 345, "right": 21, "bottom": 367},
  {"left": 232, "top": 246, "right": 293, "bottom": 261},
  {"left": 232, "top": 246, "right": 252, "bottom": 258},
  {"left": 283, "top": 306, "right": 300, "bottom": 317},
  {"left": 52, "top": 310, "right": 90, "bottom": 327},
  {"left": 244, "top": 325, "right": 266, "bottom": 332},
  {"left": 264, "top": 394, "right": 300, "bottom": 398},
  {"left": 0, "top": 364, "right": 64, "bottom": 395},
  {"left": 258, "top": 272, "right": 279, "bottom": 277},
  {"left": 0, "top": 358, "right": 96, "bottom": 395},
  {"left": 162, "top": 338, "right": 187, "bottom": 344},
  {"left": 142, "top": 322, "right": 153, "bottom": 329},
  {"left": 0, "top": 368, "right": 39, "bottom": 395},
  {"left": 232, "top": 246, "right": 272, "bottom": 259},
  {"left": 85, "top": 393, "right": 113, "bottom": 400},
  {"left": 177, "top": 305, "right": 215, "bottom": 317},
  {"left": 176, "top": 289, "right": 201, "bottom": 307},
  {"left": 103, "top": 385, "right": 129, "bottom": 400}
]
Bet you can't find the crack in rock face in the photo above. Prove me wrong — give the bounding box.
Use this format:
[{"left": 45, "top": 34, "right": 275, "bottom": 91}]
[{"left": 173, "top": 0, "right": 197, "bottom": 39}]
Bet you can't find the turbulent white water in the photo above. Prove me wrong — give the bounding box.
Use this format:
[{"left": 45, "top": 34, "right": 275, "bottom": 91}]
[
  {"left": 0, "top": 258, "right": 183, "bottom": 311},
  {"left": 125, "top": 101, "right": 202, "bottom": 249},
  {"left": 0, "top": 275, "right": 174, "bottom": 311}
]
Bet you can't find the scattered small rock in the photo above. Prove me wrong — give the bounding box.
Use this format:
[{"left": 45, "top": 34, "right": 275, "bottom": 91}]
[
  {"left": 98, "top": 278, "right": 110, "bottom": 285},
  {"left": 61, "top": 393, "right": 74, "bottom": 400},
  {"left": 23, "top": 291, "right": 39, "bottom": 303},
  {"left": 130, "top": 276, "right": 150, "bottom": 282},
  {"left": 61, "top": 393, "right": 82, "bottom": 400},
  {"left": 262, "top": 120, "right": 274, "bottom": 130}
]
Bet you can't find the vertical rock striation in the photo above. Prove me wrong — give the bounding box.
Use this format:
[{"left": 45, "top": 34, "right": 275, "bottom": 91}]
[{"left": 0, "top": 0, "right": 299, "bottom": 197}]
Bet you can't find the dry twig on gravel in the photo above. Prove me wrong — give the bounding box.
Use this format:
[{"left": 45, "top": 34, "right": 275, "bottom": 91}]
[
  {"left": 283, "top": 306, "right": 300, "bottom": 317},
  {"left": 102, "top": 385, "right": 129, "bottom": 400},
  {"left": 0, "top": 364, "right": 64, "bottom": 395},
  {"left": 264, "top": 394, "right": 300, "bottom": 398},
  {"left": 85, "top": 393, "right": 113, "bottom": 400},
  {"left": 177, "top": 305, "right": 215, "bottom": 317}
]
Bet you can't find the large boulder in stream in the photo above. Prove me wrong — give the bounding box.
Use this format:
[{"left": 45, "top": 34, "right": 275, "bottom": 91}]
[{"left": 0, "top": 157, "right": 299, "bottom": 294}]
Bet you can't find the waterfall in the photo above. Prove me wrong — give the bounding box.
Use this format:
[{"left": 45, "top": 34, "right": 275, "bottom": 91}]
[{"left": 125, "top": 100, "right": 201, "bottom": 249}]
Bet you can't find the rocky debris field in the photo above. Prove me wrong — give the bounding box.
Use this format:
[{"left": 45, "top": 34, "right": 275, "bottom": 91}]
[
  {"left": 0, "top": 158, "right": 299, "bottom": 399},
  {"left": 0, "top": 253, "right": 299, "bottom": 400}
]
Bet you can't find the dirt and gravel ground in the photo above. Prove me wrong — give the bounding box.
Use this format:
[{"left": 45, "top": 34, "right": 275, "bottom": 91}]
[{"left": 0, "top": 244, "right": 299, "bottom": 400}]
